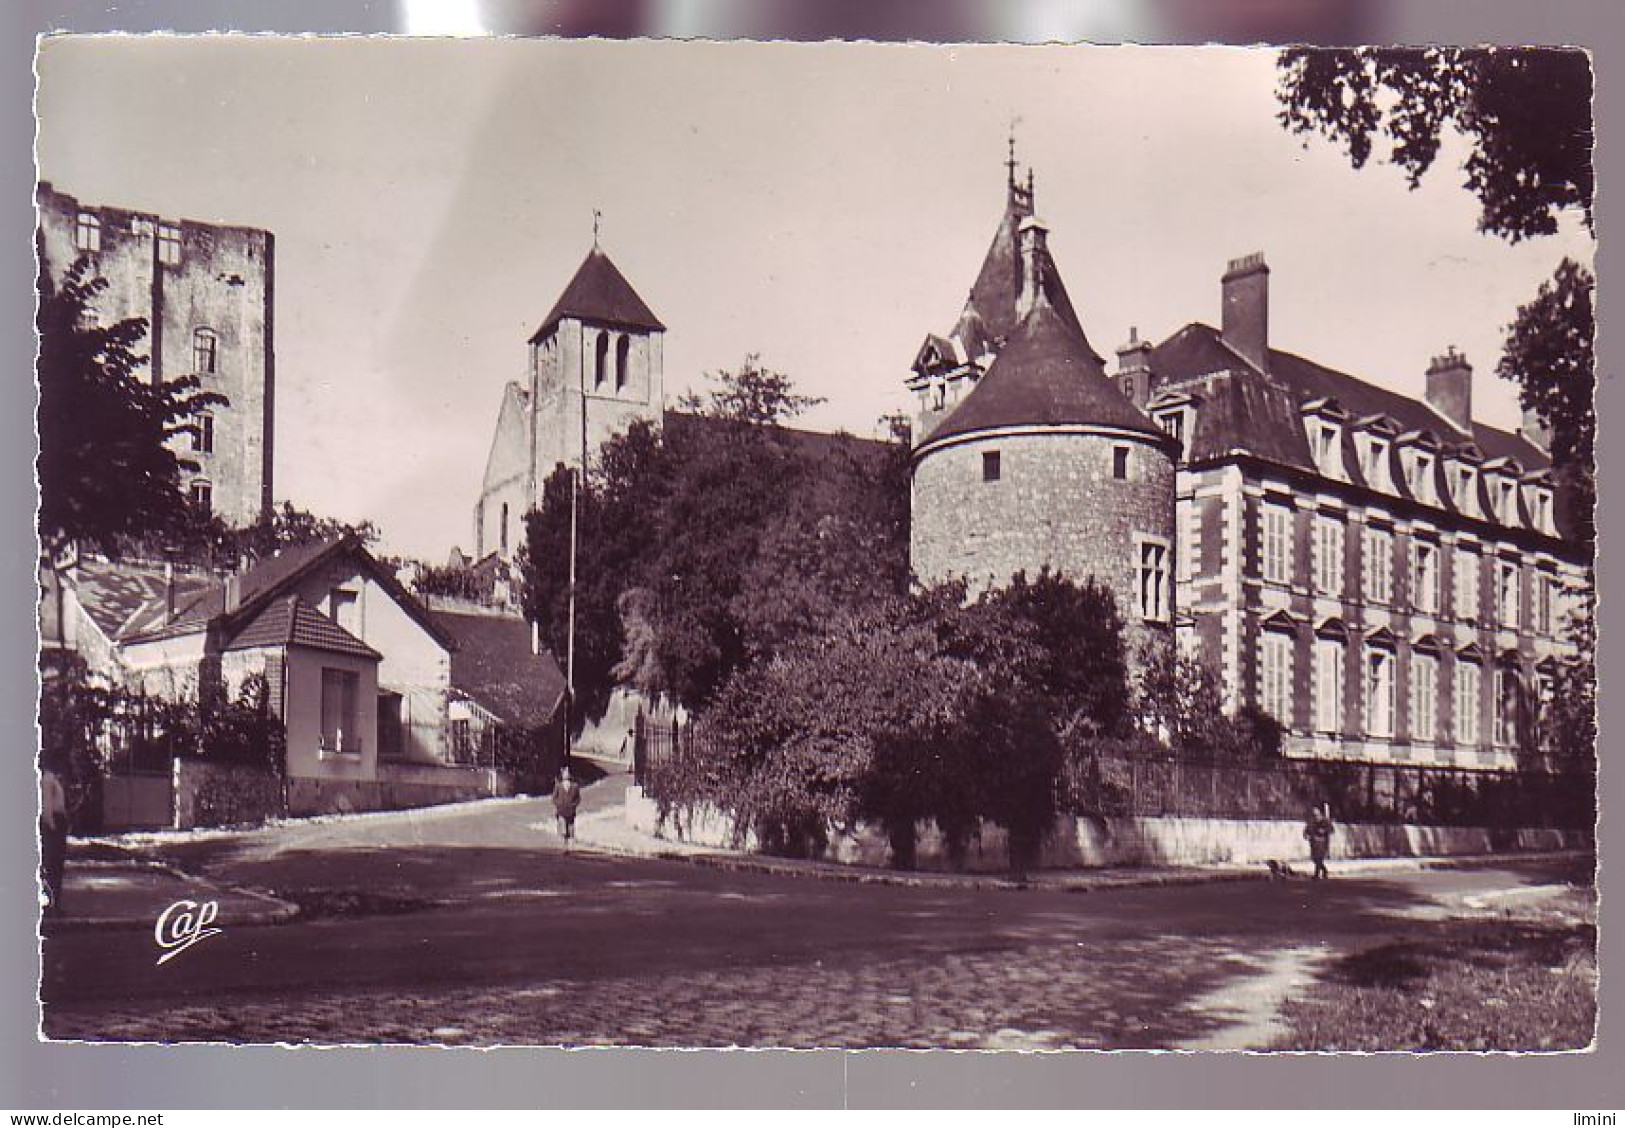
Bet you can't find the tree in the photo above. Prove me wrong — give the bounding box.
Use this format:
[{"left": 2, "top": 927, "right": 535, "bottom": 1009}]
[
  {"left": 37, "top": 254, "right": 224, "bottom": 556},
  {"left": 1277, "top": 47, "right": 1594, "bottom": 242},
  {"left": 1498, "top": 258, "right": 1595, "bottom": 549}
]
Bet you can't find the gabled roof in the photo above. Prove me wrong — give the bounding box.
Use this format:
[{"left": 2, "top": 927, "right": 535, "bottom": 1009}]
[
  {"left": 431, "top": 608, "right": 566, "bottom": 728},
  {"left": 529, "top": 246, "right": 665, "bottom": 343},
  {"left": 131, "top": 535, "right": 457, "bottom": 651},
  {"left": 68, "top": 559, "right": 217, "bottom": 643},
  {"left": 923, "top": 296, "right": 1166, "bottom": 448},
  {"left": 225, "top": 595, "right": 382, "bottom": 660}
]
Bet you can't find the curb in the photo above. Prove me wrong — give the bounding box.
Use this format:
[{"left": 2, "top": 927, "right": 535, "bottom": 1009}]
[
  {"left": 45, "top": 860, "right": 301, "bottom": 933},
  {"left": 570, "top": 827, "right": 1593, "bottom": 894}
]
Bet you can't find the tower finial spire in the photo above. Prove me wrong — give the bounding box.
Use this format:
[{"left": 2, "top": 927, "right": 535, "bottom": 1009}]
[
  {"left": 593, "top": 207, "right": 602, "bottom": 246},
  {"left": 1006, "top": 115, "right": 1021, "bottom": 190}
]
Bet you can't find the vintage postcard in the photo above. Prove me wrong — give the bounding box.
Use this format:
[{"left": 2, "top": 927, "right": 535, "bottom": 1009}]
[{"left": 33, "top": 35, "right": 1597, "bottom": 1051}]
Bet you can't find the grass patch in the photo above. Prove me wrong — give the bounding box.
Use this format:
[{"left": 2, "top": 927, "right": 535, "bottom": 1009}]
[{"left": 1274, "top": 917, "right": 1596, "bottom": 1052}]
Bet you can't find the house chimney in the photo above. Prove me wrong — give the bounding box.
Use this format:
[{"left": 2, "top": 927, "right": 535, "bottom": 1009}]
[
  {"left": 224, "top": 573, "right": 241, "bottom": 613},
  {"left": 1016, "top": 217, "right": 1049, "bottom": 321},
  {"left": 1425, "top": 347, "right": 1473, "bottom": 433},
  {"left": 1221, "top": 252, "right": 1270, "bottom": 373},
  {"left": 1116, "top": 327, "right": 1153, "bottom": 408},
  {"left": 1519, "top": 402, "right": 1552, "bottom": 452}
]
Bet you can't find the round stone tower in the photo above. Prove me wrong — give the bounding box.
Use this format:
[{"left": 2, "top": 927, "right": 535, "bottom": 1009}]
[{"left": 910, "top": 217, "right": 1178, "bottom": 645}]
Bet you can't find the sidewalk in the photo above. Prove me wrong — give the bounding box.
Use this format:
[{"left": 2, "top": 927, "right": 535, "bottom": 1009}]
[
  {"left": 571, "top": 804, "right": 1593, "bottom": 893},
  {"left": 43, "top": 858, "right": 298, "bottom": 932}
]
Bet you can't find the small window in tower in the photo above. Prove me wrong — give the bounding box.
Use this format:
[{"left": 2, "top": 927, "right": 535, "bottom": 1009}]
[
  {"left": 1121, "top": 376, "right": 1135, "bottom": 400},
  {"left": 982, "top": 451, "right": 1001, "bottom": 483},
  {"left": 500, "top": 502, "right": 510, "bottom": 553},
  {"left": 615, "top": 335, "right": 631, "bottom": 392},
  {"left": 74, "top": 212, "right": 101, "bottom": 253},
  {"left": 594, "top": 332, "right": 609, "bottom": 390},
  {"left": 158, "top": 223, "right": 182, "bottom": 266},
  {"left": 1112, "top": 445, "right": 1129, "bottom": 480},
  {"left": 190, "top": 480, "right": 213, "bottom": 512},
  {"left": 193, "top": 412, "right": 215, "bottom": 454},
  {"left": 193, "top": 329, "right": 218, "bottom": 375}
]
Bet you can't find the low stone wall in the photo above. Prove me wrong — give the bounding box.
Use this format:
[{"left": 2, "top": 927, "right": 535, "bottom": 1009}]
[
  {"left": 174, "top": 759, "right": 283, "bottom": 829},
  {"left": 287, "top": 762, "right": 513, "bottom": 818},
  {"left": 626, "top": 787, "right": 1587, "bottom": 872}
]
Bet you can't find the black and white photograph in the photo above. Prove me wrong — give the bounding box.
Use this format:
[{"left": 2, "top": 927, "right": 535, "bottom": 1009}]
[{"left": 32, "top": 35, "right": 1597, "bottom": 1052}]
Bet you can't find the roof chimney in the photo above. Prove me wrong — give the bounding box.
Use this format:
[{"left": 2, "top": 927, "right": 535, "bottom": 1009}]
[
  {"left": 1116, "top": 327, "right": 1154, "bottom": 409},
  {"left": 1016, "top": 217, "right": 1048, "bottom": 321},
  {"left": 224, "top": 573, "right": 242, "bottom": 614},
  {"left": 1425, "top": 347, "right": 1473, "bottom": 434},
  {"left": 1519, "top": 402, "right": 1552, "bottom": 452},
  {"left": 1221, "top": 252, "right": 1270, "bottom": 374}
]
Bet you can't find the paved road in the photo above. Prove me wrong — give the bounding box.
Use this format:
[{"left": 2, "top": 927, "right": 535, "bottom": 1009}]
[{"left": 40, "top": 777, "right": 1587, "bottom": 1048}]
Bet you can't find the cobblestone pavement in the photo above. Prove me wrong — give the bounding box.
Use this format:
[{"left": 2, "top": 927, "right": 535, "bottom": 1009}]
[{"left": 47, "top": 932, "right": 1267, "bottom": 1048}]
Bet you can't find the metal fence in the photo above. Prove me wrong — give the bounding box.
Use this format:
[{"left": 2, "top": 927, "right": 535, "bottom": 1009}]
[{"left": 1058, "top": 753, "right": 1594, "bottom": 830}]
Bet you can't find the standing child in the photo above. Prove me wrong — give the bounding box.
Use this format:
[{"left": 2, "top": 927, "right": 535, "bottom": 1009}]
[{"left": 552, "top": 766, "right": 581, "bottom": 845}]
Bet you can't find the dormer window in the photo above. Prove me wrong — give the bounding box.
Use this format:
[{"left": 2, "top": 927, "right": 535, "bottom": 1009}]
[
  {"left": 1453, "top": 465, "right": 1478, "bottom": 514},
  {"left": 1497, "top": 479, "right": 1518, "bottom": 526},
  {"left": 1157, "top": 410, "right": 1185, "bottom": 450},
  {"left": 1408, "top": 452, "right": 1434, "bottom": 503},
  {"left": 1530, "top": 488, "right": 1554, "bottom": 533},
  {"left": 1361, "top": 437, "right": 1389, "bottom": 486}
]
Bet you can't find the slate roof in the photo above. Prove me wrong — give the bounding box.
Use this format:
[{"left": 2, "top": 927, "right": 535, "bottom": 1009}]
[
  {"left": 1148, "top": 322, "right": 1552, "bottom": 474},
  {"left": 529, "top": 246, "right": 665, "bottom": 343},
  {"left": 959, "top": 186, "right": 1092, "bottom": 355},
  {"left": 225, "top": 595, "right": 381, "bottom": 660},
  {"left": 69, "top": 559, "right": 217, "bottom": 643},
  {"left": 922, "top": 295, "right": 1167, "bottom": 448},
  {"left": 430, "top": 608, "right": 566, "bottom": 728}
]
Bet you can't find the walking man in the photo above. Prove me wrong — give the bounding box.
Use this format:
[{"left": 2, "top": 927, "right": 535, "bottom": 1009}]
[
  {"left": 552, "top": 765, "right": 581, "bottom": 846},
  {"left": 1303, "top": 802, "right": 1335, "bottom": 880}
]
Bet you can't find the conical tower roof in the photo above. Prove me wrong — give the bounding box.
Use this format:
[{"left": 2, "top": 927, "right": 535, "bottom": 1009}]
[
  {"left": 960, "top": 179, "right": 1090, "bottom": 350},
  {"left": 922, "top": 292, "right": 1166, "bottom": 448},
  {"left": 529, "top": 246, "right": 665, "bottom": 343}
]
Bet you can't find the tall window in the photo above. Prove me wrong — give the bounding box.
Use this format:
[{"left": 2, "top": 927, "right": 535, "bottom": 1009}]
[
  {"left": 1532, "top": 490, "right": 1553, "bottom": 532},
  {"left": 1455, "top": 661, "right": 1482, "bottom": 746},
  {"left": 1262, "top": 503, "right": 1292, "bottom": 584},
  {"left": 193, "top": 328, "right": 218, "bottom": 375},
  {"left": 1138, "top": 539, "right": 1170, "bottom": 622},
  {"left": 189, "top": 480, "right": 212, "bottom": 512},
  {"left": 320, "top": 667, "right": 361, "bottom": 754},
  {"left": 1496, "top": 559, "right": 1521, "bottom": 629},
  {"left": 1365, "top": 646, "right": 1396, "bottom": 738},
  {"left": 157, "top": 223, "right": 182, "bottom": 265},
  {"left": 500, "top": 502, "right": 510, "bottom": 553},
  {"left": 1158, "top": 411, "right": 1185, "bottom": 450},
  {"left": 1315, "top": 638, "right": 1344, "bottom": 733},
  {"left": 1364, "top": 526, "right": 1393, "bottom": 605},
  {"left": 1455, "top": 551, "right": 1481, "bottom": 623},
  {"left": 74, "top": 212, "right": 101, "bottom": 252},
  {"left": 1260, "top": 632, "right": 1293, "bottom": 726},
  {"left": 1412, "top": 652, "right": 1439, "bottom": 743},
  {"left": 1494, "top": 666, "right": 1522, "bottom": 747},
  {"left": 1412, "top": 542, "right": 1439, "bottom": 614},
  {"left": 594, "top": 332, "right": 609, "bottom": 389},
  {"left": 1313, "top": 515, "right": 1344, "bottom": 596},
  {"left": 193, "top": 412, "right": 215, "bottom": 454},
  {"left": 1498, "top": 480, "right": 1517, "bottom": 524},
  {"left": 615, "top": 334, "right": 631, "bottom": 392},
  {"left": 1535, "top": 573, "right": 1555, "bottom": 636}
]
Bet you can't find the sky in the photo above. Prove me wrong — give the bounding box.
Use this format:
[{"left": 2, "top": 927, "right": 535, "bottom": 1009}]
[{"left": 35, "top": 37, "right": 1595, "bottom": 562}]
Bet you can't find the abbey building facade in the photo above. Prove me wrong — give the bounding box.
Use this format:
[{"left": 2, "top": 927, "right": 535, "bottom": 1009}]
[{"left": 908, "top": 161, "right": 1587, "bottom": 771}]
